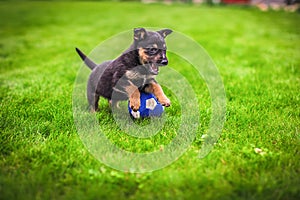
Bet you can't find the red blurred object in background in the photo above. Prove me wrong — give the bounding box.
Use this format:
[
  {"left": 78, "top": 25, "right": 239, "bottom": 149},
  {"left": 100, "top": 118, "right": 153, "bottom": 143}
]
[{"left": 222, "top": 0, "right": 250, "bottom": 4}]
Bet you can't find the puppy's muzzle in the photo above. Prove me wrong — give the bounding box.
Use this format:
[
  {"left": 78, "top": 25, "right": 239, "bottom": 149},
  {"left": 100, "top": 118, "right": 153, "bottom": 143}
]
[{"left": 160, "top": 59, "right": 168, "bottom": 66}]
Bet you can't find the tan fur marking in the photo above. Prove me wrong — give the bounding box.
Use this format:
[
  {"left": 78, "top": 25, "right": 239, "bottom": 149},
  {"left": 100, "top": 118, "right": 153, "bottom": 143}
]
[
  {"left": 145, "top": 82, "right": 170, "bottom": 107},
  {"left": 154, "top": 54, "right": 161, "bottom": 62},
  {"left": 138, "top": 48, "right": 148, "bottom": 64},
  {"left": 125, "top": 82, "right": 141, "bottom": 111},
  {"left": 125, "top": 70, "right": 140, "bottom": 80},
  {"left": 153, "top": 44, "right": 158, "bottom": 48}
]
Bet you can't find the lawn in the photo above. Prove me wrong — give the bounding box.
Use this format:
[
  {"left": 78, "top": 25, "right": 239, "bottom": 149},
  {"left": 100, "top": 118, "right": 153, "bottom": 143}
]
[{"left": 0, "top": 1, "right": 299, "bottom": 200}]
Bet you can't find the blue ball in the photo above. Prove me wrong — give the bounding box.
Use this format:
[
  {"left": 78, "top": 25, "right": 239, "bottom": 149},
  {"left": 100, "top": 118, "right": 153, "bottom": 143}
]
[{"left": 128, "top": 92, "right": 164, "bottom": 119}]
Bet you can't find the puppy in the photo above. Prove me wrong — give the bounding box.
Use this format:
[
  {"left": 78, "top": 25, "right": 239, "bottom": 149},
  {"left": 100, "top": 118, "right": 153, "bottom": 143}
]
[{"left": 76, "top": 28, "right": 172, "bottom": 112}]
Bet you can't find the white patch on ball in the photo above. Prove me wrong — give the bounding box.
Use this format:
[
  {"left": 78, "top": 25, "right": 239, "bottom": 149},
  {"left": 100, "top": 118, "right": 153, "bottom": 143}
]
[
  {"left": 145, "top": 98, "right": 157, "bottom": 110},
  {"left": 131, "top": 110, "right": 140, "bottom": 119}
]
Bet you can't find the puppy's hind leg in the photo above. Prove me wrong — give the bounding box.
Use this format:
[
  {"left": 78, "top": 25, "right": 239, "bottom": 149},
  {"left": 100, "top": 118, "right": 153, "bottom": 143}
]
[
  {"left": 92, "top": 95, "right": 100, "bottom": 112},
  {"left": 87, "top": 77, "right": 100, "bottom": 112},
  {"left": 87, "top": 91, "right": 100, "bottom": 112}
]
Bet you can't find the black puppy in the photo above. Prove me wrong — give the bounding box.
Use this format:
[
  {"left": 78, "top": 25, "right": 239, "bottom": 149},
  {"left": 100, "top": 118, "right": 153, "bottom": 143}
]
[{"left": 76, "top": 28, "right": 172, "bottom": 112}]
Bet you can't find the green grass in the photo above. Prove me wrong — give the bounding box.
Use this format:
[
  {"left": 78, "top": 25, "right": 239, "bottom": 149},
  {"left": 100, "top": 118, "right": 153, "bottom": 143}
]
[{"left": 1, "top": 1, "right": 299, "bottom": 200}]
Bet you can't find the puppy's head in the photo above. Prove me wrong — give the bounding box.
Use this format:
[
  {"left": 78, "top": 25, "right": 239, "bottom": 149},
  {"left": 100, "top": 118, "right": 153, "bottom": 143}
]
[{"left": 134, "top": 28, "right": 172, "bottom": 75}]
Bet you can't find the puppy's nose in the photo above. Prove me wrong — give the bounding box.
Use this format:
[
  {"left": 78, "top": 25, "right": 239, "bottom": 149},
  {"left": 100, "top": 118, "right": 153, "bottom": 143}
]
[{"left": 161, "top": 59, "right": 168, "bottom": 66}]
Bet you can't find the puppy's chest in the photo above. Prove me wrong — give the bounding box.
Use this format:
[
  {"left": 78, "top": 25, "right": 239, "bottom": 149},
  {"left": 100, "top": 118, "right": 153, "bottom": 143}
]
[{"left": 125, "top": 70, "right": 155, "bottom": 86}]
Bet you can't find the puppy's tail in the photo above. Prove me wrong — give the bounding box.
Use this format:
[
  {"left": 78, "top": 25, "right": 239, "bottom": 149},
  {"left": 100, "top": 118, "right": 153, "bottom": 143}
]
[{"left": 75, "top": 47, "right": 97, "bottom": 70}]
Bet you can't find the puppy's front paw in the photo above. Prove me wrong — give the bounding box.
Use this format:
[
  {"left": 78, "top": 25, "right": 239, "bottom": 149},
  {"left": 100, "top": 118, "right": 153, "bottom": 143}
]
[
  {"left": 129, "top": 97, "right": 140, "bottom": 111},
  {"left": 158, "top": 96, "right": 171, "bottom": 107}
]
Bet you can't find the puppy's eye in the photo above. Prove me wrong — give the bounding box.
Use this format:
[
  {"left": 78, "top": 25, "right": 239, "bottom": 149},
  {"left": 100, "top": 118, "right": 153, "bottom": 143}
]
[{"left": 147, "top": 48, "right": 158, "bottom": 55}]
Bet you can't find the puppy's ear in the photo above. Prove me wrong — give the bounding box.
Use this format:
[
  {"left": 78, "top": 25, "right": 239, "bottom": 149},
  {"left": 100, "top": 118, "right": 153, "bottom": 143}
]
[
  {"left": 134, "top": 28, "right": 147, "bottom": 41},
  {"left": 157, "top": 29, "right": 173, "bottom": 38}
]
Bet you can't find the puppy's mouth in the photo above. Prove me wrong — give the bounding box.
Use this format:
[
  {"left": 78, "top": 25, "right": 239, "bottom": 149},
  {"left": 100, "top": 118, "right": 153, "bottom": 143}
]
[{"left": 149, "top": 63, "right": 159, "bottom": 75}]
